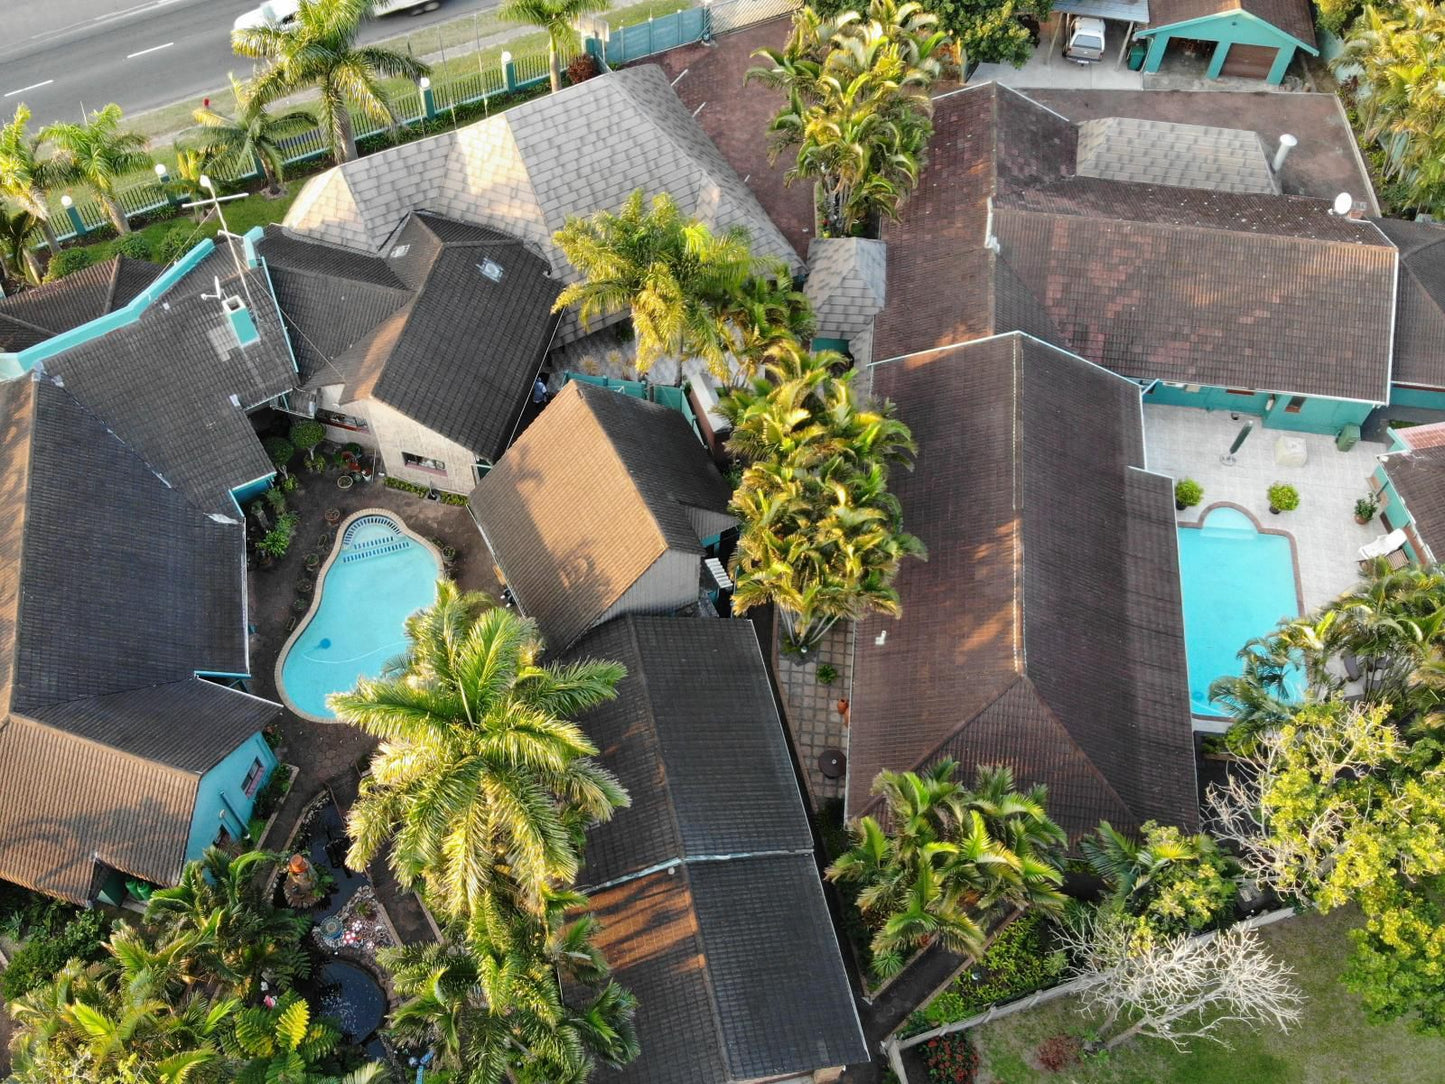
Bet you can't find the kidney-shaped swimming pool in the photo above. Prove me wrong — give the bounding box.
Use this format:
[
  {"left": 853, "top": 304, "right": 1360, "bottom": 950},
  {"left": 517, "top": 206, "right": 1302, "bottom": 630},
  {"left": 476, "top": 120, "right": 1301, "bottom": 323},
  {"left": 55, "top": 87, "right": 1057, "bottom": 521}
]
[
  {"left": 277, "top": 510, "right": 440, "bottom": 721},
  {"left": 1176, "top": 504, "right": 1302, "bottom": 718}
]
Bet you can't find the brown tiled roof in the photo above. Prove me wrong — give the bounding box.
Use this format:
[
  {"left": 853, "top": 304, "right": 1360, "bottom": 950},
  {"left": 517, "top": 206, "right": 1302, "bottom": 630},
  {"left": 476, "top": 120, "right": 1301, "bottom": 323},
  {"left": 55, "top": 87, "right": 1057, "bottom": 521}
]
[
  {"left": 0, "top": 256, "right": 161, "bottom": 352},
  {"left": 1398, "top": 421, "right": 1445, "bottom": 451},
  {"left": 875, "top": 84, "right": 1397, "bottom": 403},
  {"left": 850, "top": 334, "right": 1196, "bottom": 839},
  {"left": 470, "top": 382, "right": 733, "bottom": 651},
  {"left": 1376, "top": 217, "right": 1445, "bottom": 390},
  {"left": 1147, "top": 0, "right": 1317, "bottom": 48},
  {"left": 1382, "top": 445, "right": 1445, "bottom": 563}
]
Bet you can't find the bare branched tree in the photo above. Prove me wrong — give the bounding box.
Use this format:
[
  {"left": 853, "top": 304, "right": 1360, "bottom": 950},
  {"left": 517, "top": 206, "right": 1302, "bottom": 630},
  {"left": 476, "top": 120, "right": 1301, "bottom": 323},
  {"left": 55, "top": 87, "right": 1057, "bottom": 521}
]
[{"left": 1059, "top": 915, "right": 1303, "bottom": 1051}]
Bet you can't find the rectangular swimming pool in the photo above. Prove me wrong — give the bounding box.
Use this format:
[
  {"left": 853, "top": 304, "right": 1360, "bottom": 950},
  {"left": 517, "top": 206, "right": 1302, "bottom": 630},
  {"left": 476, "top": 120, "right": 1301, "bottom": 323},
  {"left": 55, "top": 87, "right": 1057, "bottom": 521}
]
[{"left": 1176, "top": 505, "right": 1301, "bottom": 717}]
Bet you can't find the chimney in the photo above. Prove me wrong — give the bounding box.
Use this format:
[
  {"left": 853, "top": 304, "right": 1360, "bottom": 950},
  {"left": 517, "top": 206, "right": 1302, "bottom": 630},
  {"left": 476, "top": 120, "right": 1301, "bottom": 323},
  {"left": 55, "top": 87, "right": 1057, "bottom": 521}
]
[
  {"left": 222, "top": 294, "right": 260, "bottom": 347},
  {"left": 1272, "top": 133, "right": 1297, "bottom": 173}
]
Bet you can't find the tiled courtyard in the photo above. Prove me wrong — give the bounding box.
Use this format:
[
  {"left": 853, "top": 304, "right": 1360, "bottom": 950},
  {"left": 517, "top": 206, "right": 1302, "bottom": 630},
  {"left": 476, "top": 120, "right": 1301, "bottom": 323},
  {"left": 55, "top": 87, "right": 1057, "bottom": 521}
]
[
  {"left": 774, "top": 620, "right": 853, "bottom": 806},
  {"left": 1143, "top": 404, "right": 1387, "bottom": 613}
]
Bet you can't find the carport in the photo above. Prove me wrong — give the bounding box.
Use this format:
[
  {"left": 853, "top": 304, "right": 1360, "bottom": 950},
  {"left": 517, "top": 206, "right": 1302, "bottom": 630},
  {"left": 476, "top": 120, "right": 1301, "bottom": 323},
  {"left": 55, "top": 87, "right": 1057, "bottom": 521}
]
[
  {"left": 1045, "top": 0, "right": 1151, "bottom": 68},
  {"left": 1134, "top": 0, "right": 1319, "bottom": 84}
]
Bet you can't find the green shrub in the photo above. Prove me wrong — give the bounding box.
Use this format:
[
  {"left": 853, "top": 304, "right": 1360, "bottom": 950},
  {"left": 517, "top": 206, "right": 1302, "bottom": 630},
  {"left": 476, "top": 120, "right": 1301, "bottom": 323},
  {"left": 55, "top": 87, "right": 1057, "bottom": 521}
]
[
  {"left": 816, "top": 662, "right": 838, "bottom": 685},
  {"left": 251, "top": 766, "right": 292, "bottom": 820},
  {"left": 1355, "top": 496, "right": 1378, "bottom": 522},
  {"left": 44, "top": 247, "right": 95, "bottom": 282},
  {"left": 440, "top": 492, "right": 470, "bottom": 506},
  {"left": 257, "top": 511, "right": 300, "bottom": 559},
  {"left": 0, "top": 883, "right": 73, "bottom": 941},
  {"left": 385, "top": 475, "right": 430, "bottom": 497},
  {"left": 911, "top": 913, "right": 1066, "bottom": 1030},
  {"left": 0, "top": 910, "right": 110, "bottom": 999},
  {"left": 264, "top": 486, "right": 287, "bottom": 514},
  {"left": 112, "top": 232, "right": 152, "bottom": 260},
  {"left": 156, "top": 227, "right": 196, "bottom": 265},
  {"left": 1174, "top": 478, "right": 1203, "bottom": 509},
  {"left": 289, "top": 420, "right": 326, "bottom": 453},
  {"left": 1268, "top": 482, "right": 1300, "bottom": 512},
  {"left": 263, "top": 436, "right": 295, "bottom": 469}
]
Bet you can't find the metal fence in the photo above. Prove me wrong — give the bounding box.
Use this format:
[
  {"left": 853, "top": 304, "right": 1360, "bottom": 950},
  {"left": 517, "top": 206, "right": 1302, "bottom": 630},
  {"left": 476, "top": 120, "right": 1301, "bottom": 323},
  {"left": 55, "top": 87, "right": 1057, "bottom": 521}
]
[{"left": 49, "top": 0, "right": 800, "bottom": 246}]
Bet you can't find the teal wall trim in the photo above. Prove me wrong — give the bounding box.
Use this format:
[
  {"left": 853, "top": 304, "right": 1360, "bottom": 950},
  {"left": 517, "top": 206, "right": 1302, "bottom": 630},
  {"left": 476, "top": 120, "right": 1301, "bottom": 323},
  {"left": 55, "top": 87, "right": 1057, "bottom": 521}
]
[
  {"left": 186, "top": 732, "right": 276, "bottom": 860},
  {"left": 1371, "top": 463, "right": 1425, "bottom": 563},
  {"left": 1135, "top": 10, "right": 1315, "bottom": 84},
  {"left": 562, "top": 372, "right": 703, "bottom": 438},
  {"left": 1389, "top": 385, "right": 1445, "bottom": 411},
  {"left": 1, "top": 240, "right": 216, "bottom": 375},
  {"left": 231, "top": 474, "right": 275, "bottom": 505},
  {"left": 1144, "top": 383, "right": 1373, "bottom": 434}
]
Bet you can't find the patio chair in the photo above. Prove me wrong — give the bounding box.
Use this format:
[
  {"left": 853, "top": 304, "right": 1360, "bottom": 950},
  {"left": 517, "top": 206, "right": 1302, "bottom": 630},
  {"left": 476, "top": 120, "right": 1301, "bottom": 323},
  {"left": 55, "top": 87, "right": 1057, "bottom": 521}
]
[
  {"left": 1358, "top": 529, "right": 1410, "bottom": 572},
  {"left": 1342, "top": 650, "right": 1362, "bottom": 682}
]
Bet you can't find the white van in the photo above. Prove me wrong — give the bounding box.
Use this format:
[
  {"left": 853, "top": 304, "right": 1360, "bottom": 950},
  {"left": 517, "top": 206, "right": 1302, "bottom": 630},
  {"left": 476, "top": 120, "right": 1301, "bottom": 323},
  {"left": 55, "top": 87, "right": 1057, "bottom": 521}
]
[
  {"left": 1063, "top": 16, "right": 1107, "bottom": 64},
  {"left": 234, "top": 0, "right": 441, "bottom": 33}
]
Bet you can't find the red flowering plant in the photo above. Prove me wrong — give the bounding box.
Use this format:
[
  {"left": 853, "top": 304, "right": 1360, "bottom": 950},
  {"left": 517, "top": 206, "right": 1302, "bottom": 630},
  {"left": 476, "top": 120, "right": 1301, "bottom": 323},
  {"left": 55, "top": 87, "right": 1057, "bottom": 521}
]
[{"left": 922, "top": 1032, "right": 979, "bottom": 1083}]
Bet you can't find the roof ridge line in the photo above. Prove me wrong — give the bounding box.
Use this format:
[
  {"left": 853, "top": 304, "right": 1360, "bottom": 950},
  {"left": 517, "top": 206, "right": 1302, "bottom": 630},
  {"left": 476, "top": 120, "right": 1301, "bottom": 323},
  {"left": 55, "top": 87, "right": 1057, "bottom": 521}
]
[
  {"left": 619, "top": 615, "right": 690, "bottom": 870},
  {"left": 578, "top": 385, "right": 678, "bottom": 557},
  {"left": 9, "top": 701, "right": 204, "bottom": 778},
  {"left": 1017, "top": 672, "right": 1137, "bottom": 827},
  {"left": 103, "top": 256, "right": 123, "bottom": 312}
]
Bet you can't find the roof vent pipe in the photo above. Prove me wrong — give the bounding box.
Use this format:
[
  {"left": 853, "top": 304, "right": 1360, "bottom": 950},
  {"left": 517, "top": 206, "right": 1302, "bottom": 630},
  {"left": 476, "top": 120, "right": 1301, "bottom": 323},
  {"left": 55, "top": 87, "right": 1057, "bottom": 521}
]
[{"left": 1272, "top": 133, "right": 1297, "bottom": 173}]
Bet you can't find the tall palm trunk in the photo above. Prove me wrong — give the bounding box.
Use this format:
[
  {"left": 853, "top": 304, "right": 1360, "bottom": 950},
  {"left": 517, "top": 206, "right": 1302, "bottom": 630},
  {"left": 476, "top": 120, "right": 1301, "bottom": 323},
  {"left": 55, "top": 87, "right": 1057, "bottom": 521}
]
[
  {"left": 549, "top": 41, "right": 563, "bottom": 93},
  {"left": 39, "top": 215, "right": 61, "bottom": 254},
  {"left": 102, "top": 194, "right": 130, "bottom": 235},
  {"left": 325, "top": 87, "right": 358, "bottom": 163}
]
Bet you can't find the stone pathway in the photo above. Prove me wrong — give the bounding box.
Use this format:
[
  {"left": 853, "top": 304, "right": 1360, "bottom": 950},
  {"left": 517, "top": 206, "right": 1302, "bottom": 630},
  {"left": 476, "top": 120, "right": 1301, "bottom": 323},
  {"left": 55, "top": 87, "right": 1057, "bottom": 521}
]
[{"left": 774, "top": 619, "right": 854, "bottom": 806}]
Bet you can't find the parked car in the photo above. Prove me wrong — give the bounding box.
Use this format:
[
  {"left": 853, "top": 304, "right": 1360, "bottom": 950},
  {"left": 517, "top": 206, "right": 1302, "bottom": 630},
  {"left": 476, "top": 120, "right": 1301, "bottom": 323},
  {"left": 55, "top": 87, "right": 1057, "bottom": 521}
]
[
  {"left": 233, "top": 0, "right": 441, "bottom": 32},
  {"left": 1063, "top": 15, "right": 1106, "bottom": 64}
]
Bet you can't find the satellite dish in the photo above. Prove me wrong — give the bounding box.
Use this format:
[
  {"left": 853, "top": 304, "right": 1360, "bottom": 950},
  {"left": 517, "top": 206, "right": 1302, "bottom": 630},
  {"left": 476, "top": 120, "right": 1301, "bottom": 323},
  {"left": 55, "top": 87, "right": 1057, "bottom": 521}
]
[{"left": 1333, "top": 192, "right": 1353, "bottom": 215}]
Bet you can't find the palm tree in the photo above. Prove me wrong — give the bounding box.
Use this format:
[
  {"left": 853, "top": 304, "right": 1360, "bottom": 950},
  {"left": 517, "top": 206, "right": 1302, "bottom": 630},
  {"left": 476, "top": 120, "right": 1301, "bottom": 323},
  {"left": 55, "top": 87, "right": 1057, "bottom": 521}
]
[
  {"left": 335, "top": 581, "right": 629, "bottom": 921},
  {"left": 232, "top": 0, "right": 430, "bottom": 164},
  {"left": 499, "top": 0, "right": 612, "bottom": 93},
  {"left": 0, "top": 104, "right": 63, "bottom": 254},
  {"left": 552, "top": 189, "right": 760, "bottom": 380},
  {"left": 1081, "top": 820, "right": 1237, "bottom": 935},
  {"left": 380, "top": 897, "right": 639, "bottom": 1083},
  {"left": 223, "top": 992, "right": 388, "bottom": 1083},
  {"left": 749, "top": 0, "right": 947, "bottom": 236},
  {"left": 828, "top": 761, "right": 1065, "bottom": 978},
  {"left": 1336, "top": 4, "right": 1445, "bottom": 213},
  {"left": 0, "top": 203, "right": 45, "bottom": 284},
  {"left": 724, "top": 343, "right": 923, "bottom": 649},
  {"left": 185, "top": 75, "right": 317, "bottom": 196},
  {"left": 146, "top": 848, "right": 311, "bottom": 999},
  {"left": 39, "top": 104, "right": 152, "bottom": 236},
  {"left": 7, "top": 924, "right": 236, "bottom": 1083}
]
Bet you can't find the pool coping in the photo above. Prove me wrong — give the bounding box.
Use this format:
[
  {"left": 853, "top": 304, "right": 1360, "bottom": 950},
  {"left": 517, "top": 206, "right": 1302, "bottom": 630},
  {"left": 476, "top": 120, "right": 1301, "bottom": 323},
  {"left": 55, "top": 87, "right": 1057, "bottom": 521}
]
[
  {"left": 1178, "top": 501, "right": 1306, "bottom": 722},
  {"left": 274, "top": 507, "right": 444, "bottom": 725}
]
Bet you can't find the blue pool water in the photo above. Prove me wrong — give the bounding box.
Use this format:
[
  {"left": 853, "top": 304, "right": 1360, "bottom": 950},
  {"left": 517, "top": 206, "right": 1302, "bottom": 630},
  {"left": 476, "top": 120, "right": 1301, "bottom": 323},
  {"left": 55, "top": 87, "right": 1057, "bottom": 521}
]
[
  {"left": 1176, "top": 506, "right": 1301, "bottom": 717},
  {"left": 279, "top": 514, "right": 439, "bottom": 719}
]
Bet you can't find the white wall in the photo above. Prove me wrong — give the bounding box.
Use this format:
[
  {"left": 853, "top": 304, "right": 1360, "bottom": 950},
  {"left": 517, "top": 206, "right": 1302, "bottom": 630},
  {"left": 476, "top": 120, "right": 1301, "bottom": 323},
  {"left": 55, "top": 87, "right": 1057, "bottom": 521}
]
[{"left": 314, "top": 384, "right": 480, "bottom": 494}]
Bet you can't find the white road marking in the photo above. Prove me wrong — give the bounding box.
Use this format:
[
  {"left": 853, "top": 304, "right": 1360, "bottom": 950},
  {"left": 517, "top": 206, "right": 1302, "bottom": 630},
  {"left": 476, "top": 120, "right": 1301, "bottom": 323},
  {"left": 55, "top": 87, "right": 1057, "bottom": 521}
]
[
  {"left": 126, "top": 41, "right": 175, "bottom": 59},
  {"left": 4, "top": 80, "right": 54, "bottom": 97}
]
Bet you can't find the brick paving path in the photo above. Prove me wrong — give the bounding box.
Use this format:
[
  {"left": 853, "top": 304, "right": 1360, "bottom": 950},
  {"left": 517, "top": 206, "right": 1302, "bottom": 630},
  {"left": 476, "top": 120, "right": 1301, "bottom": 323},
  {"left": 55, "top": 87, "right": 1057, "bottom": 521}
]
[
  {"left": 774, "top": 620, "right": 854, "bottom": 806},
  {"left": 649, "top": 19, "right": 816, "bottom": 260}
]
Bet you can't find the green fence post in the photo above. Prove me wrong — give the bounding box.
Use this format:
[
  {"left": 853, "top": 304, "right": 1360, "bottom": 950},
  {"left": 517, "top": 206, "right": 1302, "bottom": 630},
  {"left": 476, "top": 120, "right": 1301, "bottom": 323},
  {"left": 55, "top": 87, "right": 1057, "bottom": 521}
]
[
  {"left": 419, "top": 76, "right": 437, "bottom": 120},
  {"left": 502, "top": 50, "right": 518, "bottom": 92},
  {"left": 60, "top": 194, "right": 87, "bottom": 238},
  {"left": 154, "top": 162, "right": 181, "bottom": 208}
]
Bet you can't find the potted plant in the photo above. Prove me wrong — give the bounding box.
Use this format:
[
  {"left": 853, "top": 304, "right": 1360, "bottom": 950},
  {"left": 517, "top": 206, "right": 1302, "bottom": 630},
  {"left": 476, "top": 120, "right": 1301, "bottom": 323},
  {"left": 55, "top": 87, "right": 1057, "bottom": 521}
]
[
  {"left": 304, "top": 551, "right": 321, "bottom": 572},
  {"left": 816, "top": 662, "right": 838, "bottom": 685},
  {"left": 1268, "top": 482, "right": 1300, "bottom": 514},
  {"left": 1174, "top": 478, "right": 1203, "bottom": 511},
  {"left": 324, "top": 507, "right": 342, "bottom": 526},
  {"left": 337, "top": 474, "right": 353, "bottom": 491},
  {"left": 1355, "top": 496, "right": 1379, "bottom": 525}
]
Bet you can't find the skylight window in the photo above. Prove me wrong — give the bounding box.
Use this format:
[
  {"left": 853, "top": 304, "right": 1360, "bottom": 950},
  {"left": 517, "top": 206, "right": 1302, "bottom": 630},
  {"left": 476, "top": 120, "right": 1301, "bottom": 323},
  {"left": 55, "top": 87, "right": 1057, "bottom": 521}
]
[
  {"left": 390, "top": 244, "right": 410, "bottom": 258},
  {"left": 479, "top": 259, "right": 504, "bottom": 282}
]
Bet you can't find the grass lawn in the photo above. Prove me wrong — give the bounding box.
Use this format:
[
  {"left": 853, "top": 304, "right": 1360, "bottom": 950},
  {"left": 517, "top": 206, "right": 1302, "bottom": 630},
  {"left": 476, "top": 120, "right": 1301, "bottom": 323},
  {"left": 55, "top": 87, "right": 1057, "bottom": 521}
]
[
  {"left": 72, "top": 186, "right": 301, "bottom": 264},
  {"left": 966, "top": 908, "right": 1444, "bottom": 1084}
]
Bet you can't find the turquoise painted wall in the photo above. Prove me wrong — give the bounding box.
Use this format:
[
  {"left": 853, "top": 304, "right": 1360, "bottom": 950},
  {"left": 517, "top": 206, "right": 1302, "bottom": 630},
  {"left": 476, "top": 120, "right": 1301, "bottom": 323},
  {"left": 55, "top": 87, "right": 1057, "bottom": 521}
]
[
  {"left": 1144, "top": 383, "right": 1271, "bottom": 415},
  {"left": 1138, "top": 12, "right": 1313, "bottom": 84},
  {"left": 185, "top": 732, "right": 276, "bottom": 861},
  {"left": 1389, "top": 385, "right": 1445, "bottom": 411},
  {"left": 1263, "top": 395, "right": 1372, "bottom": 433},
  {"left": 1371, "top": 463, "right": 1425, "bottom": 563},
  {"left": 232, "top": 475, "right": 275, "bottom": 505}
]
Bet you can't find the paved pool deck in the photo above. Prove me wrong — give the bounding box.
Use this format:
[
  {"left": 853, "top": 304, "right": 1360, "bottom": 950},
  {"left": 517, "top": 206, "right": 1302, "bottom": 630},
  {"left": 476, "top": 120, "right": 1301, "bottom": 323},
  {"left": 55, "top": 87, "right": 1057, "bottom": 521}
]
[{"left": 1143, "top": 404, "right": 1387, "bottom": 615}]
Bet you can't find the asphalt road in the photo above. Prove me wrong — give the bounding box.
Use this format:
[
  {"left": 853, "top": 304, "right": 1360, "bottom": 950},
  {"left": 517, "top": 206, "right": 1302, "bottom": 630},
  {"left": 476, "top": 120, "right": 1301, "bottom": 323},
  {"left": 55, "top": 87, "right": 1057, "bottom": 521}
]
[{"left": 0, "top": 0, "right": 497, "bottom": 130}]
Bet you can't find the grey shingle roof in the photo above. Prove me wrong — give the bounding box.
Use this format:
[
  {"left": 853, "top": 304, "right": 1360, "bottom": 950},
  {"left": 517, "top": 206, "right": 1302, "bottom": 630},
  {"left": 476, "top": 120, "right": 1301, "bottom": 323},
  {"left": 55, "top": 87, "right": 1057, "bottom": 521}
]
[
  {"left": 261, "top": 212, "right": 560, "bottom": 459},
  {"left": 569, "top": 616, "right": 867, "bottom": 1083},
  {"left": 0, "top": 256, "right": 162, "bottom": 352},
  {"left": 0, "top": 376, "right": 278, "bottom": 903},
  {"left": 470, "top": 382, "right": 733, "bottom": 650},
  {"left": 567, "top": 617, "right": 813, "bottom": 889},
  {"left": 283, "top": 65, "right": 799, "bottom": 345},
  {"left": 39, "top": 246, "right": 298, "bottom": 513},
  {"left": 851, "top": 334, "right": 1197, "bottom": 839},
  {"left": 1075, "top": 118, "right": 1277, "bottom": 194},
  {"left": 806, "top": 238, "right": 887, "bottom": 340}
]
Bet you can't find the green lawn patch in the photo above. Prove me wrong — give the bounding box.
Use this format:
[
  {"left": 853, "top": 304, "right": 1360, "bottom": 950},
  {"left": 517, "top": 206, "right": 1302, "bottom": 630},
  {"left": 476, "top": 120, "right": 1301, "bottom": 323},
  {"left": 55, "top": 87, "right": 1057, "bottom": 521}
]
[
  {"left": 966, "top": 908, "right": 1441, "bottom": 1084},
  {"left": 62, "top": 187, "right": 301, "bottom": 267}
]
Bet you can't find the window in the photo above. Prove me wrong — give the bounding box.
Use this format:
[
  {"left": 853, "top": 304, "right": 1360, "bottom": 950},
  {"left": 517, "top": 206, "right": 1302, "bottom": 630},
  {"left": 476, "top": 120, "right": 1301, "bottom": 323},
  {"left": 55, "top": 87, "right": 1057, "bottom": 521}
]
[
  {"left": 242, "top": 758, "right": 266, "bottom": 798},
  {"left": 316, "top": 408, "right": 369, "bottom": 433},
  {"left": 1225, "top": 389, "right": 1256, "bottom": 397},
  {"left": 403, "top": 452, "right": 447, "bottom": 474},
  {"left": 1284, "top": 395, "right": 1307, "bottom": 414},
  {"left": 1382, "top": 510, "right": 1395, "bottom": 531}
]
